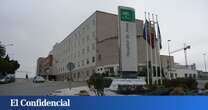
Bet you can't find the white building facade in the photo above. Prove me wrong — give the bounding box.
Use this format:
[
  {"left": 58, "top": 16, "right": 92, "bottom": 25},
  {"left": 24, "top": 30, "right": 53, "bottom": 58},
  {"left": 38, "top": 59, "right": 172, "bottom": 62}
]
[
  {"left": 170, "top": 63, "right": 198, "bottom": 79},
  {"left": 41, "top": 11, "right": 161, "bottom": 82},
  {"left": 50, "top": 13, "right": 97, "bottom": 81}
]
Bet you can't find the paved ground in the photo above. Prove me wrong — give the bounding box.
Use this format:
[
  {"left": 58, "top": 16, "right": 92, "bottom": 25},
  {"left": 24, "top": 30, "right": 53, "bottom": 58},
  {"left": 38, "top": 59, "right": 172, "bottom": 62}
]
[{"left": 0, "top": 78, "right": 87, "bottom": 96}]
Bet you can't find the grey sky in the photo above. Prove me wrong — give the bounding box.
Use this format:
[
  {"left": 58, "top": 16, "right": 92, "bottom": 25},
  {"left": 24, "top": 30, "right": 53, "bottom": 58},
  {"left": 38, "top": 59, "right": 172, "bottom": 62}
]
[{"left": 0, "top": 0, "right": 208, "bottom": 78}]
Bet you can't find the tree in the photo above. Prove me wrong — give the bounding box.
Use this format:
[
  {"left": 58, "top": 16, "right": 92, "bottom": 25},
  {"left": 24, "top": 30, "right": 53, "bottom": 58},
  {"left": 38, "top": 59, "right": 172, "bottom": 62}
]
[
  {"left": 0, "top": 58, "right": 13, "bottom": 76},
  {"left": 87, "top": 73, "right": 104, "bottom": 96},
  {"left": 0, "top": 55, "right": 20, "bottom": 76}
]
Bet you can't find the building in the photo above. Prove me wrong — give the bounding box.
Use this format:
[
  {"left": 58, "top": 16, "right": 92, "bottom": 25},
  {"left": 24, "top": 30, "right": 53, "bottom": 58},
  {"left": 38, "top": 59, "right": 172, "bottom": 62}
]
[
  {"left": 36, "top": 55, "right": 54, "bottom": 80},
  {"left": 160, "top": 55, "right": 198, "bottom": 79},
  {"left": 171, "top": 63, "right": 198, "bottom": 79},
  {"left": 37, "top": 11, "right": 162, "bottom": 82}
]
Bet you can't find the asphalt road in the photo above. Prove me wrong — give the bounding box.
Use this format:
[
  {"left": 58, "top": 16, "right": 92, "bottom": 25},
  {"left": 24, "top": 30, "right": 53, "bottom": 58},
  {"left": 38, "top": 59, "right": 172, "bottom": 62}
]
[{"left": 0, "top": 78, "right": 86, "bottom": 96}]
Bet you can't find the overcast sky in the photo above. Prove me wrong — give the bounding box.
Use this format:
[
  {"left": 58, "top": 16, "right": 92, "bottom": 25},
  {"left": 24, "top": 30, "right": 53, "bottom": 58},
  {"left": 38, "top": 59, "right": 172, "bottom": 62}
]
[{"left": 0, "top": 0, "right": 208, "bottom": 78}]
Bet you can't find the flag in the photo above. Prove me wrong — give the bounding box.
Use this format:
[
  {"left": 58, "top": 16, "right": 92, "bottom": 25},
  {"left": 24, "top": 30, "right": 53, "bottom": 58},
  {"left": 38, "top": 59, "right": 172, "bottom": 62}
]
[
  {"left": 143, "top": 20, "right": 151, "bottom": 44},
  {"left": 143, "top": 20, "right": 148, "bottom": 40},
  {"left": 143, "top": 19, "right": 156, "bottom": 48},
  {"left": 150, "top": 23, "right": 156, "bottom": 48},
  {"left": 157, "top": 22, "right": 162, "bottom": 49}
]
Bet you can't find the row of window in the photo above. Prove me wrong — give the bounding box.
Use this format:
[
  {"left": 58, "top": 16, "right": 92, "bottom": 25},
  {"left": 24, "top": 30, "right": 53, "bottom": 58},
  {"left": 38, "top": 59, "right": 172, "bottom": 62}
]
[
  {"left": 56, "top": 43, "right": 96, "bottom": 64},
  {"left": 76, "top": 56, "right": 95, "bottom": 67},
  {"left": 71, "top": 69, "right": 95, "bottom": 80},
  {"left": 184, "top": 73, "right": 197, "bottom": 78},
  {"left": 56, "top": 56, "right": 95, "bottom": 73},
  {"left": 55, "top": 32, "right": 96, "bottom": 57},
  {"left": 170, "top": 73, "right": 197, "bottom": 78}
]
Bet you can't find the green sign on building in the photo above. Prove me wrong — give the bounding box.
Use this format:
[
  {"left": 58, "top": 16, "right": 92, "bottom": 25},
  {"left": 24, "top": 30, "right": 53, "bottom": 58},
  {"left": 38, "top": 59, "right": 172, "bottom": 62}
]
[{"left": 119, "top": 8, "right": 135, "bottom": 22}]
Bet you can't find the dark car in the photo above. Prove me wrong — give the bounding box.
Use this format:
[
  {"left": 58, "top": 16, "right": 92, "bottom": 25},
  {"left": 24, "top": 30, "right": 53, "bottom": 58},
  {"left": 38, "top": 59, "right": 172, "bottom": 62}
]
[{"left": 0, "top": 74, "right": 15, "bottom": 84}]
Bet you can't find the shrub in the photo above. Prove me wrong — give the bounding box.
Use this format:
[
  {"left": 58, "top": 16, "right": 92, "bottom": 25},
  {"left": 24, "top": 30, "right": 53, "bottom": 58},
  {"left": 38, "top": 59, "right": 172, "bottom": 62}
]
[
  {"left": 163, "top": 78, "right": 197, "bottom": 90},
  {"left": 103, "top": 77, "right": 112, "bottom": 88},
  {"left": 87, "top": 73, "right": 104, "bottom": 96},
  {"left": 169, "top": 87, "right": 185, "bottom": 95},
  {"left": 204, "top": 82, "right": 208, "bottom": 89}
]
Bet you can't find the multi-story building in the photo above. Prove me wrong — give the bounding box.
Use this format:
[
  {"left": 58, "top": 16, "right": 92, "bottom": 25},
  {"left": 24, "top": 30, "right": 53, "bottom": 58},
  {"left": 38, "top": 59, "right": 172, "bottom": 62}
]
[
  {"left": 37, "top": 11, "right": 162, "bottom": 82},
  {"left": 36, "top": 55, "right": 54, "bottom": 80}
]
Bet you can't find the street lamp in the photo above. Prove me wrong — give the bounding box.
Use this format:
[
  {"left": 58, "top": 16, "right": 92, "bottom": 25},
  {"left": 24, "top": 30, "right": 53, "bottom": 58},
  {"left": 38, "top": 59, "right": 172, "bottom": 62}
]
[{"left": 203, "top": 53, "right": 207, "bottom": 72}]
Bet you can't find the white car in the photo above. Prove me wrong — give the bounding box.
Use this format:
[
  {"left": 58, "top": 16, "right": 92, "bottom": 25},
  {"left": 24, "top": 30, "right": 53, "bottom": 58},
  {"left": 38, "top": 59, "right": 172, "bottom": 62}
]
[{"left": 33, "top": 76, "right": 45, "bottom": 83}]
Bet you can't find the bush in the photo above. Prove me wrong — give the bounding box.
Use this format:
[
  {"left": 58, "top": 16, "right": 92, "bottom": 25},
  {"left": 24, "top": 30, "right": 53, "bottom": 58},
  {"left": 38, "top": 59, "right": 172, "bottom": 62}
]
[
  {"left": 87, "top": 73, "right": 104, "bottom": 96},
  {"left": 169, "top": 87, "right": 185, "bottom": 95},
  {"left": 163, "top": 78, "right": 197, "bottom": 90},
  {"left": 103, "top": 77, "right": 112, "bottom": 88}
]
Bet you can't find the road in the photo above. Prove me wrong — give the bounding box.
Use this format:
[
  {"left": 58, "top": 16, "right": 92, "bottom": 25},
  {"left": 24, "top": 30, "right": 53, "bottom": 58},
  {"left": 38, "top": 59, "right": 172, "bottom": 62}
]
[{"left": 0, "top": 78, "right": 87, "bottom": 96}]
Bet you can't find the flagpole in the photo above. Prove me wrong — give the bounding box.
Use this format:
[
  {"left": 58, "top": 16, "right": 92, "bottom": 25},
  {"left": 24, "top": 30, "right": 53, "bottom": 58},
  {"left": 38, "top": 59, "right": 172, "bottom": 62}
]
[
  {"left": 144, "top": 12, "right": 149, "bottom": 85},
  {"left": 148, "top": 12, "right": 153, "bottom": 85},
  {"left": 156, "top": 15, "right": 163, "bottom": 84},
  {"left": 152, "top": 13, "right": 158, "bottom": 85},
  {"left": 155, "top": 15, "right": 162, "bottom": 84}
]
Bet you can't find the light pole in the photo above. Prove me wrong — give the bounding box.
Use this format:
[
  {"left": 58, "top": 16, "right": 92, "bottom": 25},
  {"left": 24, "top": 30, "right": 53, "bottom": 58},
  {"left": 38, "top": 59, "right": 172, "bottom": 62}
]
[
  {"left": 167, "top": 40, "right": 171, "bottom": 79},
  {"left": 203, "top": 53, "right": 207, "bottom": 72}
]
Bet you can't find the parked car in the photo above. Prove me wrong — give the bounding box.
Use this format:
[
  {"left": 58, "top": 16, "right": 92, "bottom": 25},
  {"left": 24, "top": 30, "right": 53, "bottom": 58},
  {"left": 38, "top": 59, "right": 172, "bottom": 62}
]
[
  {"left": 33, "top": 76, "right": 45, "bottom": 83},
  {"left": 0, "top": 74, "right": 15, "bottom": 84}
]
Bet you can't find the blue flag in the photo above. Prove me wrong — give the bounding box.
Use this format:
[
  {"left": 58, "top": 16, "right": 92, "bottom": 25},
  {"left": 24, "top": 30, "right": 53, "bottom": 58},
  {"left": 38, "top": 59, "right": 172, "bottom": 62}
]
[
  {"left": 157, "top": 22, "right": 162, "bottom": 49},
  {"left": 143, "top": 20, "right": 151, "bottom": 43}
]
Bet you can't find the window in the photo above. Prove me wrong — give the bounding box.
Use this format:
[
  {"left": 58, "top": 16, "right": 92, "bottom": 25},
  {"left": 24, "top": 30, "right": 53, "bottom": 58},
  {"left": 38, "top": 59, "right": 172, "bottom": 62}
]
[
  {"left": 86, "top": 24, "right": 89, "bottom": 30},
  {"left": 92, "top": 43, "right": 95, "bottom": 50},
  {"left": 87, "top": 35, "right": 90, "bottom": 42},
  {"left": 193, "top": 74, "right": 196, "bottom": 78},
  {"left": 92, "top": 32, "right": 96, "bottom": 39},
  {"left": 92, "top": 56, "right": 95, "bottom": 63},
  {"left": 170, "top": 73, "right": 173, "bottom": 78},
  {"left": 92, "top": 19, "right": 96, "bottom": 25},
  {"left": 82, "top": 38, "right": 85, "bottom": 45},
  {"left": 82, "top": 27, "right": 85, "bottom": 32},
  {"left": 82, "top": 48, "right": 85, "bottom": 54},
  {"left": 86, "top": 59, "right": 89, "bottom": 64},
  {"left": 74, "top": 53, "right": 76, "bottom": 58},
  {"left": 87, "top": 46, "right": 90, "bottom": 53},
  {"left": 126, "top": 23, "right": 129, "bottom": 32},
  {"left": 86, "top": 71, "right": 89, "bottom": 77},
  {"left": 78, "top": 51, "right": 80, "bottom": 57},
  {"left": 185, "top": 74, "right": 188, "bottom": 78},
  {"left": 77, "top": 62, "right": 80, "bottom": 67},
  {"left": 109, "top": 67, "right": 114, "bottom": 73},
  {"left": 82, "top": 60, "right": 84, "bottom": 66},
  {"left": 189, "top": 74, "right": 192, "bottom": 78},
  {"left": 79, "top": 38, "right": 81, "bottom": 46},
  {"left": 92, "top": 69, "right": 95, "bottom": 74},
  {"left": 78, "top": 31, "right": 81, "bottom": 36}
]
